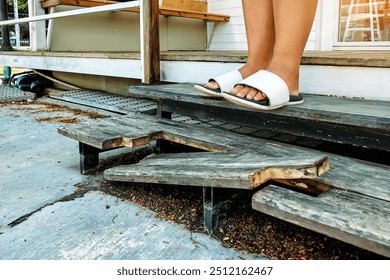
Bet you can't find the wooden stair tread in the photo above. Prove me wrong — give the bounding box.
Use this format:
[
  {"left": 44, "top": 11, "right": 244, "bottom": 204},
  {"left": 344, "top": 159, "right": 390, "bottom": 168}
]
[
  {"left": 128, "top": 83, "right": 390, "bottom": 130},
  {"left": 104, "top": 152, "right": 329, "bottom": 189},
  {"left": 252, "top": 185, "right": 390, "bottom": 258},
  {"left": 127, "top": 84, "right": 390, "bottom": 152}
]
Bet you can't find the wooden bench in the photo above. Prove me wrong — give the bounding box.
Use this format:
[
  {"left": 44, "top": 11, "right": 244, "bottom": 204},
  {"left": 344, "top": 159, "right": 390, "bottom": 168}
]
[{"left": 39, "top": 0, "right": 230, "bottom": 22}]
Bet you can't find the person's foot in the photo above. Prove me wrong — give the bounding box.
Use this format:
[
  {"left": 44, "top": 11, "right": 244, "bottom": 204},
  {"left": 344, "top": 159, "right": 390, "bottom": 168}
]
[{"left": 229, "top": 61, "right": 300, "bottom": 100}]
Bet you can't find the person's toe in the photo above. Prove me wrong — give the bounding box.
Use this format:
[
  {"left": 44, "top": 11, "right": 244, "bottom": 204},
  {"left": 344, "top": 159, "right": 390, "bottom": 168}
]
[
  {"left": 253, "top": 91, "right": 267, "bottom": 101},
  {"left": 205, "top": 81, "right": 219, "bottom": 90},
  {"left": 245, "top": 88, "right": 259, "bottom": 100},
  {"left": 230, "top": 84, "right": 244, "bottom": 95},
  {"left": 236, "top": 86, "right": 252, "bottom": 98}
]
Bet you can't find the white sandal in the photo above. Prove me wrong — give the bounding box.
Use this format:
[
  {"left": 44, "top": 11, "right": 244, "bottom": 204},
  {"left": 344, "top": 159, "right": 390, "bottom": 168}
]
[
  {"left": 194, "top": 70, "right": 243, "bottom": 98},
  {"left": 220, "top": 70, "right": 304, "bottom": 110}
]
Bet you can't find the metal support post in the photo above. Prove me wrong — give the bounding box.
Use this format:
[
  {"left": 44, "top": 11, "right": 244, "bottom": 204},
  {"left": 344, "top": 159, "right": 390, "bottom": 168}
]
[
  {"left": 79, "top": 142, "right": 101, "bottom": 175},
  {"left": 203, "top": 187, "right": 247, "bottom": 233}
]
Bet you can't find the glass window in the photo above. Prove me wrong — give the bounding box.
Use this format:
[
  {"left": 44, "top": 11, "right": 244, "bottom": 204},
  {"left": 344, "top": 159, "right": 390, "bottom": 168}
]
[{"left": 339, "top": 0, "right": 390, "bottom": 42}]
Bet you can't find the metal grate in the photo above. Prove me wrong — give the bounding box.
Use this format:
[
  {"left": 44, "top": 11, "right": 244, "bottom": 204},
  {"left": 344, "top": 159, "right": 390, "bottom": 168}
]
[
  {"left": 50, "top": 89, "right": 157, "bottom": 114},
  {"left": 0, "top": 85, "right": 36, "bottom": 102}
]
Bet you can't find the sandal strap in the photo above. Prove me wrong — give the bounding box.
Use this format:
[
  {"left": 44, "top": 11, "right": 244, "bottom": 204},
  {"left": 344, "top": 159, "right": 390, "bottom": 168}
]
[
  {"left": 211, "top": 70, "right": 243, "bottom": 93},
  {"left": 237, "top": 70, "right": 289, "bottom": 107}
]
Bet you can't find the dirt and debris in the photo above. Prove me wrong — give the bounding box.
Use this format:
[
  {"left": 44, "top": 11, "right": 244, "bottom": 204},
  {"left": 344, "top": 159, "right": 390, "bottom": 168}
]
[
  {"left": 99, "top": 179, "right": 386, "bottom": 260},
  {"left": 35, "top": 117, "right": 82, "bottom": 124},
  {"left": 0, "top": 100, "right": 106, "bottom": 122}
]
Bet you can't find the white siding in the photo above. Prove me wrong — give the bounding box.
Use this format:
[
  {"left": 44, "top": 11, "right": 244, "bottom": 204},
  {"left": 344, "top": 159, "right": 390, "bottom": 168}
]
[{"left": 207, "top": 0, "right": 319, "bottom": 51}]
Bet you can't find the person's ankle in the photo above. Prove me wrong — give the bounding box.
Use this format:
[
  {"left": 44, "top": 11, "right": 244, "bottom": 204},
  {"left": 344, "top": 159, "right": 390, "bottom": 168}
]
[
  {"left": 239, "top": 64, "right": 263, "bottom": 79},
  {"left": 267, "top": 61, "right": 300, "bottom": 95}
]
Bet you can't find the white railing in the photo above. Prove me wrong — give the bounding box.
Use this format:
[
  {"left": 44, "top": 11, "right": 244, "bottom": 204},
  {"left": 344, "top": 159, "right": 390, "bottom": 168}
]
[
  {"left": 0, "top": 0, "right": 159, "bottom": 83},
  {"left": 0, "top": 1, "right": 141, "bottom": 25}
]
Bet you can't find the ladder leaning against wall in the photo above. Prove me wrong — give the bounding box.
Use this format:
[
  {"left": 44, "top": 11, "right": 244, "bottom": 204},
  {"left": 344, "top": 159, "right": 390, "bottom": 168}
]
[{"left": 343, "top": 0, "right": 382, "bottom": 42}]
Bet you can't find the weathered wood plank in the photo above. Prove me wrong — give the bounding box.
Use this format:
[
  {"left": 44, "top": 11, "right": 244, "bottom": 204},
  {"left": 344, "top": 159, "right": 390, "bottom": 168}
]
[
  {"left": 58, "top": 113, "right": 163, "bottom": 149},
  {"left": 58, "top": 112, "right": 390, "bottom": 201},
  {"left": 161, "top": 0, "right": 207, "bottom": 13},
  {"left": 104, "top": 152, "right": 329, "bottom": 189},
  {"left": 128, "top": 83, "right": 390, "bottom": 129},
  {"left": 159, "top": 50, "right": 390, "bottom": 68},
  {"left": 128, "top": 83, "right": 390, "bottom": 154},
  {"left": 252, "top": 185, "right": 390, "bottom": 258},
  {"left": 59, "top": 109, "right": 390, "bottom": 255},
  {"left": 141, "top": 0, "right": 160, "bottom": 84}
]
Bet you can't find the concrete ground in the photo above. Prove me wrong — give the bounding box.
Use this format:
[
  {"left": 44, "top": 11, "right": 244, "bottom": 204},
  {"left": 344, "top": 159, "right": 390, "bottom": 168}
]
[{"left": 0, "top": 95, "right": 263, "bottom": 260}]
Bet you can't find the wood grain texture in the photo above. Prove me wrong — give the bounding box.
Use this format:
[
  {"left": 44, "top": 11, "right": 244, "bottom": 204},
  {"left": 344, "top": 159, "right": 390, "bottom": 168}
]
[
  {"left": 142, "top": 0, "right": 160, "bottom": 84},
  {"left": 252, "top": 186, "right": 390, "bottom": 258},
  {"left": 161, "top": 0, "right": 207, "bottom": 13},
  {"left": 104, "top": 152, "right": 329, "bottom": 189}
]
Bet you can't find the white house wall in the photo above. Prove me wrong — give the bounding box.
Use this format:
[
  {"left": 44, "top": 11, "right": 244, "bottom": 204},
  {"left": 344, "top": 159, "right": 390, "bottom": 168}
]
[
  {"left": 207, "top": 0, "right": 320, "bottom": 51},
  {"left": 49, "top": 6, "right": 206, "bottom": 52}
]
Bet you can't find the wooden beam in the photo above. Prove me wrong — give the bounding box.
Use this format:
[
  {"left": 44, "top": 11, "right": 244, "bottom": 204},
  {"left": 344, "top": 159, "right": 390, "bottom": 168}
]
[
  {"left": 159, "top": 9, "right": 229, "bottom": 22},
  {"left": 161, "top": 0, "right": 207, "bottom": 13},
  {"left": 141, "top": 0, "right": 160, "bottom": 84}
]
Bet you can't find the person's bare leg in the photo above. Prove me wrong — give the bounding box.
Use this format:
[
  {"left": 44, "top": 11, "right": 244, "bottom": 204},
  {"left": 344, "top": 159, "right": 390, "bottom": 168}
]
[
  {"left": 233, "top": 0, "right": 318, "bottom": 101},
  {"left": 206, "top": 0, "right": 275, "bottom": 90}
]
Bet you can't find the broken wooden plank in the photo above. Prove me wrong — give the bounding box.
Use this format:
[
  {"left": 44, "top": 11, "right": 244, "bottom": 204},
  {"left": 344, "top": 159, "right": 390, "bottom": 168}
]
[
  {"left": 252, "top": 185, "right": 390, "bottom": 258},
  {"left": 59, "top": 110, "right": 390, "bottom": 254},
  {"left": 58, "top": 112, "right": 390, "bottom": 201},
  {"left": 103, "top": 152, "right": 329, "bottom": 189}
]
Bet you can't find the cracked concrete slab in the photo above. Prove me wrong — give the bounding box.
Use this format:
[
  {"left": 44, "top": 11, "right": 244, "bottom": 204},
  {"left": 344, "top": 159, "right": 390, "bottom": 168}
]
[
  {"left": 0, "top": 192, "right": 258, "bottom": 260},
  {"left": 0, "top": 103, "right": 85, "bottom": 226},
  {"left": 0, "top": 100, "right": 263, "bottom": 260}
]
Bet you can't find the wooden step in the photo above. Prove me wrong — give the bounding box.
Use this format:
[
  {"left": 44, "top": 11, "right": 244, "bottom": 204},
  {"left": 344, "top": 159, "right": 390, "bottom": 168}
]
[
  {"left": 252, "top": 185, "right": 390, "bottom": 258},
  {"left": 104, "top": 152, "right": 328, "bottom": 189},
  {"left": 58, "top": 112, "right": 390, "bottom": 256},
  {"left": 127, "top": 83, "right": 390, "bottom": 154}
]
